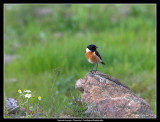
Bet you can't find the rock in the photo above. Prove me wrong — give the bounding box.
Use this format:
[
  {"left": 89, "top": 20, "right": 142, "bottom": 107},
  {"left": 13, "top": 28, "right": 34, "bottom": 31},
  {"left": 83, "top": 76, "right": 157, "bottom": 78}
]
[
  {"left": 75, "top": 71, "right": 155, "bottom": 118},
  {"left": 5, "top": 98, "right": 18, "bottom": 114},
  {"left": 35, "top": 8, "right": 52, "bottom": 16},
  {"left": 6, "top": 78, "right": 18, "bottom": 83},
  {"left": 4, "top": 54, "right": 19, "bottom": 64}
]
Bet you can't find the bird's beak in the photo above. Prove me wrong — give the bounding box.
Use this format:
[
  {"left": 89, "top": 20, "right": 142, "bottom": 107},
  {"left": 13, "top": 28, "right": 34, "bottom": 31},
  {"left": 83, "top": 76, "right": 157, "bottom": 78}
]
[{"left": 96, "top": 46, "right": 98, "bottom": 48}]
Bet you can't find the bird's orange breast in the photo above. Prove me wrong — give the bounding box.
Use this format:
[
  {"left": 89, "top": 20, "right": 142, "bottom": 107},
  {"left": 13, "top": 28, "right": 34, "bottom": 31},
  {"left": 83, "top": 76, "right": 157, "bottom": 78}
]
[{"left": 86, "top": 52, "right": 100, "bottom": 64}]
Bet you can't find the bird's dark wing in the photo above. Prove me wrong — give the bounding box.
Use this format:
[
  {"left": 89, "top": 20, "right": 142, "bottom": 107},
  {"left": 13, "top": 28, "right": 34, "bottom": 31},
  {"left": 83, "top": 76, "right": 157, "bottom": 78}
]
[
  {"left": 95, "top": 50, "right": 105, "bottom": 65},
  {"left": 95, "top": 50, "right": 102, "bottom": 60}
]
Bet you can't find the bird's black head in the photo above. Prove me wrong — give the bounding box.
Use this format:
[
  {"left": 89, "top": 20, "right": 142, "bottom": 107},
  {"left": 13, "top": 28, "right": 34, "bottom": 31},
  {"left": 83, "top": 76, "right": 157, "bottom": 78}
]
[{"left": 87, "top": 44, "right": 98, "bottom": 52}]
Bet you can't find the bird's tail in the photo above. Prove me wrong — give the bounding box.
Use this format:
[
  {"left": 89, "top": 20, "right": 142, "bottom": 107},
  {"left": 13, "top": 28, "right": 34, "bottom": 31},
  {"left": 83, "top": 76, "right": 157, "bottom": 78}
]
[{"left": 101, "top": 61, "right": 105, "bottom": 65}]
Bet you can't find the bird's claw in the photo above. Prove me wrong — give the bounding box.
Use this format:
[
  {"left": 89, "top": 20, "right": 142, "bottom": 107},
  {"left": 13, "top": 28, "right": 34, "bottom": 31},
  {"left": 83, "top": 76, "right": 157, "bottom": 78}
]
[{"left": 89, "top": 70, "right": 99, "bottom": 73}]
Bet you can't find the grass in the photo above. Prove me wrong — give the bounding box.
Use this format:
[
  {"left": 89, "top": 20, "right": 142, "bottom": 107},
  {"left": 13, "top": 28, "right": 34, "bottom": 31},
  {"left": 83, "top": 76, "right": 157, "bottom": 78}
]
[{"left": 4, "top": 4, "right": 156, "bottom": 118}]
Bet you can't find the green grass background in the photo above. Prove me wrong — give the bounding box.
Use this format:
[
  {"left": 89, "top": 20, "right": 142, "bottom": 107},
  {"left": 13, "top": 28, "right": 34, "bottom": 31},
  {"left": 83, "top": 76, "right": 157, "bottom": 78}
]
[{"left": 4, "top": 4, "right": 156, "bottom": 117}]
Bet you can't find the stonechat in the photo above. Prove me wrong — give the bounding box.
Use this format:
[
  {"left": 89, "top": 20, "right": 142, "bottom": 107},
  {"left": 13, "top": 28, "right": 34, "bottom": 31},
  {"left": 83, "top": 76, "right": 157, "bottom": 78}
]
[{"left": 86, "top": 44, "right": 105, "bottom": 71}]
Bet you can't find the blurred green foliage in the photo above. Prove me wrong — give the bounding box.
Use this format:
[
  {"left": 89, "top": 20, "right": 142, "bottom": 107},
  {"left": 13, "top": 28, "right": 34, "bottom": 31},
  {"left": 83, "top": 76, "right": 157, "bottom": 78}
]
[
  {"left": 4, "top": 4, "right": 156, "bottom": 117},
  {"left": 66, "top": 95, "right": 87, "bottom": 117}
]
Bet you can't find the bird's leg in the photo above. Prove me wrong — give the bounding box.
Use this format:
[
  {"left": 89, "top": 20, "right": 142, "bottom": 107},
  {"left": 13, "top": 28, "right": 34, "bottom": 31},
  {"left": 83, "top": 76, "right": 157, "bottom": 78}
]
[
  {"left": 91, "top": 64, "right": 94, "bottom": 71},
  {"left": 95, "top": 64, "right": 98, "bottom": 72}
]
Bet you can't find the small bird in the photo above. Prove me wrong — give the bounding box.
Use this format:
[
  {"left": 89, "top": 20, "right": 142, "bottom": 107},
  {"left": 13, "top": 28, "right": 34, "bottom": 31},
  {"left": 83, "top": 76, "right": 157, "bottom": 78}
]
[{"left": 86, "top": 44, "right": 105, "bottom": 71}]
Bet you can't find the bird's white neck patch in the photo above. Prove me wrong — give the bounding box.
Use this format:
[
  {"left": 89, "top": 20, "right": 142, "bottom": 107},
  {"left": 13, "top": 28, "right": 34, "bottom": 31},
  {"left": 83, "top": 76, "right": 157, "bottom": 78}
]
[{"left": 86, "top": 48, "right": 91, "bottom": 52}]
